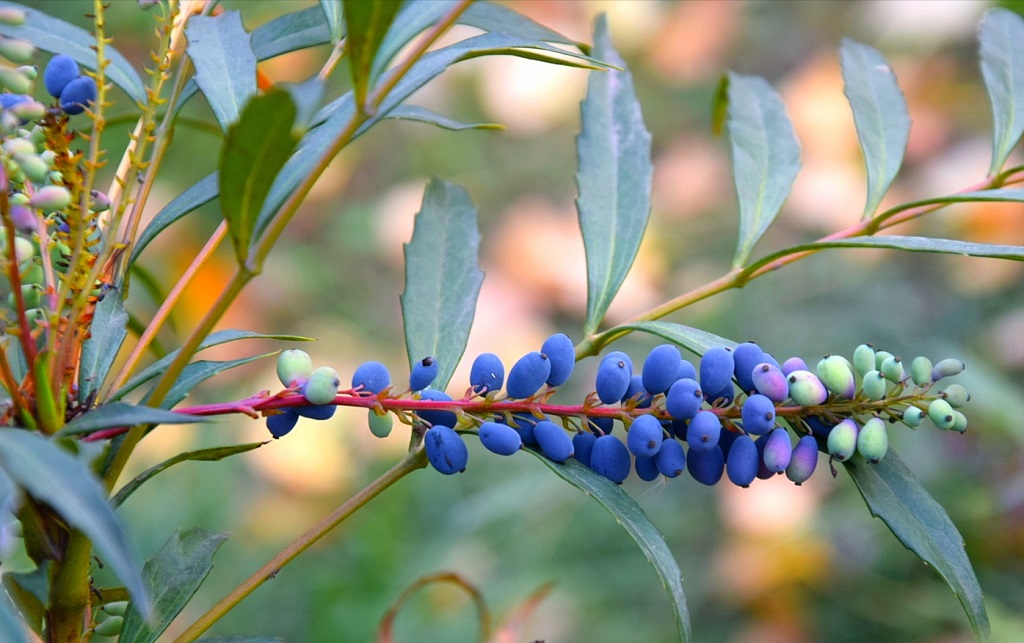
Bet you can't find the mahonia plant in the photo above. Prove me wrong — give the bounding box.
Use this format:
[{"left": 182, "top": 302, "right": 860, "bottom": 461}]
[{"left": 0, "top": 1, "right": 1018, "bottom": 641}]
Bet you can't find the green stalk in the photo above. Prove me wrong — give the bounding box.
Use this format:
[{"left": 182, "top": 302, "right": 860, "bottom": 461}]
[{"left": 47, "top": 530, "right": 93, "bottom": 643}]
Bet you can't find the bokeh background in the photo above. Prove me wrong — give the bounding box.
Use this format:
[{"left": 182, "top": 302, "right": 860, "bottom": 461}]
[{"left": 11, "top": 1, "right": 1024, "bottom": 641}]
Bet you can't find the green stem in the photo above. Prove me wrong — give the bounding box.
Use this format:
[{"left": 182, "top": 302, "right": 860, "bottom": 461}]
[
  {"left": 172, "top": 448, "right": 428, "bottom": 643},
  {"left": 48, "top": 530, "right": 93, "bottom": 643}
]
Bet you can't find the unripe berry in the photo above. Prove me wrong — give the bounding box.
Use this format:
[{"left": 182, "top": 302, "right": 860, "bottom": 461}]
[
  {"left": 654, "top": 439, "right": 685, "bottom": 478},
  {"left": 909, "top": 356, "right": 933, "bottom": 386},
  {"left": 0, "top": 66, "right": 31, "bottom": 94},
  {"left": 928, "top": 398, "right": 956, "bottom": 430},
  {"left": 541, "top": 332, "right": 575, "bottom": 386},
  {"left": 44, "top": 54, "right": 79, "bottom": 97},
  {"left": 506, "top": 351, "right": 550, "bottom": 399},
  {"left": 665, "top": 378, "right": 702, "bottom": 421},
  {"left": 941, "top": 383, "right": 970, "bottom": 408},
  {"left": 102, "top": 601, "right": 128, "bottom": 617},
  {"left": 726, "top": 434, "right": 758, "bottom": 487},
  {"left": 902, "top": 406, "right": 924, "bottom": 428},
  {"left": 409, "top": 356, "right": 438, "bottom": 391},
  {"left": 873, "top": 350, "right": 894, "bottom": 371},
  {"left": 19, "top": 259, "right": 42, "bottom": 285},
  {"left": 8, "top": 283, "right": 41, "bottom": 309},
  {"left": 740, "top": 393, "right": 775, "bottom": 435},
  {"left": 686, "top": 410, "right": 721, "bottom": 453},
  {"left": 469, "top": 352, "right": 504, "bottom": 393},
  {"left": 595, "top": 356, "right": 630, "bottom": 404},
  {"left": 731, "top": 341, "right": 765, "bottom": 394},
  {"left": 302, "top": 367, "right": 339, "bottom": 405},
  {"left": 416, "top": 389, "right": 457, "bottom": 428},
  {"left": 861, "top": 370, "right": 887, "bottom": 401},
  {"left": 787, "top": 370, "right": 828, "bottom": 406},
  {"left": 276, "top": 349, "right": 312, "bottom": 387},
  {"left": 687, "top": 445, "right": 725, "bottom": 486},
  {"left": 816, "top": 355, "right": 856, "bottom": 399},
  {"left": 930, "top": 358, "right": 965, "bottom": 381},
  {"left": 786, "top": 435, "right": 819, "bottom": 484},
  {"left": 266, "top": 410, "right": 299, "bottom": 438},
  {"left": 93, "top": 615, "right": 124, "bottom": 637},
  {"left": 295, "top": 404, "right": 336, "bottom": 420},
  {"left": 478, "top": 420, "right": 522, "bottom": 456},
  {"left": 424, "top": 425, "right": 468, "bottom": 475},
  {"left": 634, "top": 455, "right": 660, "bottom": 481},
  {"left": 642, "top": 343, "right": 681, "bottom": 394},
  {"left": 60, "top": 75, "right": 98, "bottom": 115},
  {"left": 0, "top": 38, "right": 33, "bottom": 64},
  {"left": 762, "top": 428, "right": 792, "bottom": 472},
  {"left": 627, "top": 414, "right": 663, "bottom": 458},
  {"left": 827, "top": 419, "right": 858, "bottom": 462},
  {"left": 0, "top": 8, "right": 26, "bottom": 26},
  {"left": 368, "top": 410, "right": 393, "bottom": 438},
  {"left": 880, "top": 356, "right": 905, "bottom": 384},
  {"left": 699, "top": 346, "right": 734, "bottom": 394},
  {"left": 573, "top": 431, "right": 597, "bottom": 467},
  {"left": 590, "top": 434, "right": 631, "bottom": 484},
  {"left": 29, "top": 185, "right": 71, "bottom": 213},
  {"left": 780, "top": 356, "right": 808, "bottom": 376},
  {"left": 853, "top": 343, "right": 876, "bottom": 377},
  {"left": 534, "top": 420, "right": 574, "bottom": 462},
  {"left": 352, "top": 360, "right": 390, "bottom": 394},
  {"left": 751, "top": 363, "right": 788, "bottom": 402},
  {"left": 952, "top": 410, "right": 968, "bottom": 433},
  {"left": 856, "top": 417, "right": 888, "bottom": 463}
]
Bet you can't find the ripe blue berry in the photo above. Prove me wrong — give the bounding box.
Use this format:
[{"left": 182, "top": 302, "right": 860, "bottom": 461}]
[
  {"left": 478, "top": 421, "right": 522, "bottom": 456},
  {"left": 627, "top": 415, "right": 663, "bottom": 458},
  {"left": 654, "top": 439, "right": 686, "bottom": 478},
  {"left": 732, "top": 342, "right": 765, "bottom": 394},
  {"left": 762, "top": 428, "right": 792, "bottom": 473},
  {"left": 827, "top": 418, "right": 858, "bottom": 462},
  {"left": 726, "top": 434, "right": 758, "bottom": 487},
  {"left": 621, "top": 375, "right": 652, "bottom": 408},
  {"left": 506, "top": 413, "right": 539, "bottom": 447},
  {"left": 786, "top": 435, "right": 819, "bottom": 484},
  {"left": 595, "top": 357, "right": 631, "bottom": 404},
  {"left": 506, "top": 351, "right": 551, "bottom": 398},
  {"left": 302, "top": 367, "right": 340, "bottom": 405},
  {"left": 666, "top": 378, "right": 702, "bottom": 420},
  {"left": 686, "top": 410, "right": 721, "bottom": 453},
  {"left": 787, "top": 370, "right": 828, "bottom": 406},
  {"left": 276, "top": 349, "right": 313, "bottom": 387},
  {"left": 740, "top": 393, "right": 775, "bottom": 435},
  {"left": 718, "top": 426, "right": 740, "bottom": 458},
  {"left": 781, "top": 356, "right": 808, "bottom": 376},
  {"left": 541, "top": 333, "right": 575, "bottom": 386},
  {"left": 751, "top": 363, "right": 788, "bottom": 402},
  {"left": 352, "top": 361, "right": 391, "bottom": 394},
  {"left": 699, "top": 346, "right": 734, "bottom": 394},
  {"left": 59, "top": 75, "right": 97, "bottom": 115},
  {"left": 856, "top": 417, "right": 888, "bottom": 463},
  {"left": 469, "top": 352, "right": 504, "bottom": 393},
  {"left": 44, "top": 54, "right": 78, "bottom": 97},
  {"left": 604, "top": 350, "right": 634, "bottom": 375},
  {"left": 754, "top": 433, "right": 774, "bottom": 479},
  {"left": 642, "top": 344, "right": 681, "bottom": 394},
  {"left": 590, "top": 435, "right": 631, "bottom": 484},
  {"left": 295, "top": 404, "right": 336, "bottom": 420},
  {"left": 424, "top": 425, "right": 468, "bottom": 475},
  {"left": 589, "top": 416, "right": 615, "bottom": 436},
  {"left": 676, "top": 359, "right": 697, "bottom": 381},
  {"left": 635, "top": 455, "right": 660, "bottom": 481},
  {"left": 266, "top": 409, "right": 299, "bottom": 438},
  {"left": 687, "top": 445, "right": 725, "bottom": 486},
  {"left": 534, "top": 420, "right": 575, "bottom": 462},
  {"left": 704, "top": 381, "right": 735, "bottom": 406},
  {"left": 409, "top": 356, "right": 438, "bottom": 391},
  {"left": 416, "top": 389, "right": 457, "bottom": 428},
  {"left": 573, "top": 432, "right": 597, "bottom": 467}
]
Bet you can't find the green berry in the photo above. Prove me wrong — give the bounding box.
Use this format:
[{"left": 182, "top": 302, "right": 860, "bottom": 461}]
[
  {"left": 909, "top": 356, "right": 933, "bottom": 386},
  {"left": 816, "top": 355, "right": 856, "bottom": 399},
  {"left": 0, "top": 38, "right": 34, "bottom": 64},
  {"left": 29, "top": 185, "right": 71, "bottom": 213},
  {"left": 787, "top": 370, "right": 828, "bottom": 406},
  {"left": 102, "top": 601, "right": 128, "bottom": 617},
  {"left": 93, "top": 615, "right": 123, "bottom": 637},
  {"left": 827, "top": 419, "right": 858, "bottom": 462},
  {"left": 902, "top": 405, "right": 924, "bottom": 428},
  {"left": 880, "top": 356, "right": 905, "bottom": 383},
  {"left": 951, "top": 410, "right": 968, "bottom": 433},
  {"left": 276, "top": 349, "right": 313, "bottom": 387},
  {"left": 873, "top": 350, "right": 894, "bottom": 371},
  {"left": 302, "top": 366, "right": 339, "bottom": 405},
  {"left": 927, "top": 398, "right": 956, "bottom": 430},
  {"left": 861, "top": 370, "right": 887, "bottom": 401},
  {"left": 941, "top": 383, "right": 970, "bottom": 408},
  {"left": 930, "top": 358, "right": 965, "bottom": 381},
  {"left": 368, "top": 410, "right": 393, "bottom": 438},
  {"left": 853, "top": 343, "right": 875, "bottom": 377},
  {"left": 856, "top": 417, "right": 889, "bottom": 463}
]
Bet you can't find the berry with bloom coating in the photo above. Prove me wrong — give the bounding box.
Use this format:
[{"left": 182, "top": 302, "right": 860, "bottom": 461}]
[
  {"left": 676, "top": 359, "right": 696, "bottom": 381},
  {"left": 506, "top": 351, "right": 551, "bottom": 398},
  {"left": 573, "top": 431, "right": 597, "bottom": 467},
  {"left": 469, "top": 352, "right": 504, "bottom": 393},
  {"left": 30, "top": 185, "right": 71, "bottom": 213},
  {"left": 781, "top": 356, "right": 808, "bottom": 376},
  {"left": 534, "top": 420, "right": 574, "bottom": 462},
  {"left": 686, "top": 410, "right": 721, "bottom": 453},
  {"left": 930, "top": 358, "right": 965, "bottom": 381},
  {"left": 928, "top": 398, "right": 956, "bottom": 430},
  {"left": 732, "top": 342, "right": 765, "bottom": 393},
  {"left": 751, "top": 363, "right": 788, "bottom": 402},
  {"left": 621, "top": 375, "right": 653, "bottom": 408},
  {"left": 595, "top": 356, "right": 631, "bottom": 404},
  {"left": 762, "top": 428, "right": 792, "bottom": 472},
  {"left": 44, "top": 54, "right": 78, "bottom": 97},
  {"left": 666, "top": 378, "right": 702, "bottom": 421},
  {"left": 59, "top": 75, "right": 97, "bottom": 115},
  {"left": 704, "top": 381, "right": 735, "bottom": 406},
  {"left": 635, "top": 455, "right": 660, "bottom": 481},
  {"left": 787, "top": 370, "right": 828, "bottom": 406},
  {"left": 942, "top": 384, "right": 970, "bottom": 408},
  {"left": 590, "top": 416, "right": 614, "bottom": 436},
  {"left": 952, "top": 410, "right": 968, "bottom": 433},
  {"left": 861, "top": 370, "right": 887, "bottom": 401},
  {"left": 425, "top": 425, "right": 468, "bottom": 475},
  {"left": 816, "top": 355, "right": 856, "bottom": 399},
  {"left": 880, "top": 356, "right": 905, "bottom": 384},
  {"left": 642, "top": 344, "right": 681, "bottom": 394},
  {"left": 604, "top": 350, "right": 634, "bottom": 375},
  {"left": 902, "top": 406, "right": 924, "bottom": 428},
  {"left": 740, "top": 393, "right": 775, "bottom": 435},
  {"left": 910, "top": 356, "right": 933, "bottom": 386},
  {"left": 699, "top": 346, "right": 734, "bottom": 394},
  {"left": 627, "top": 414, "right": 663, "bottom": 458},
  {"left": 853, "top": 344, "right": 876, "bottom": 377},
  {"left": 368, "top": 411, "right": 393, "bottom": 438},
  {"left": 409, "top": 356, "right": 438, "bottom": 391},
  {"left": 267, "top": 410, "right": 299, "bottom": 438},
  {"left": 541, "top": 333, "right": 575, "bottom": 386},
  {"left": 687, "top": 445, "right": 725, "bottom": 486},
  {"left": 352, "top": 361, "right": 390, "bottom": 394},
  {"left": 478, "top": 421, "right": 522, "bottom": 456},
  {"left": 786, "top": 435, "right": 819, "bottom": 484},
  {"left": 590, "top": 434, "right": 631, "bottom": 484},
  {"left": 726, "top": 434, "right": 758, "bottom": 487},
  {"left": 856, "top": 417, "right": 888, "bottom": 463},
  {"left": 277, "top": 349, "right": 312, "bottom": 387},
  {"left": 295, "top": 404, "right": 336, "bottom": 420},
  {"left": 827, "top": 418, "right": 858, "bottom": 462},
  {"left": 506, "top": 413, "right": 539, "bottom": 447},
  {"left": 655, "top": 439, "right": 685, "bottom": 478},
  {"left": 416, "top": 389, "right": 458, "bottom": 428},
  {"left": 302, "top": 367, "right": 339, "bottom": 405}
]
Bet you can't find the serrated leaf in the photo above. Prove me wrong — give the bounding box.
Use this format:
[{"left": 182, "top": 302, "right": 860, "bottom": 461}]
[
  {"left": 58, "top": 403, "right": 211, "bottom": 437},
  {"left": 614, "top": 321, "right": 738, "bottom": 357},
  {"left": 119, "top": 528, "right": 228, "bottom": 643},
  {"left": 385, "top": 104, "right": 502, "bottom": 131},
  {"left": 79, "top": 291, "right": 128, "bottom": 404},
  {"left": 980, "top": 8, "right": 1024, "bottom": 175},
  {"left": 143, "top": 353, "right": 274, "bottom": 410},
  {"left": 0, "top": 430, "right": 151, "bottom": 618},
  {"left": 575, "top": 14, "right": 653, "bottom": 336},
  {"left": 220, "top": 90, "right": 299, "bottom": 265},
  {"left": 112, "top": 442, "right": 266, "bottom": 509},
  {"left": 401, "top": 179, "right": 483, "bottom": 391},
  {"left": 840, "top": 39, "right": 910, "bottom": 218},
  {"left": 185, "top": 11, "right": 258, "bottom": 132},
  {"left": 528, "top": 454, "right": 690, "bottom": 642},
  {"left": 845, "top": 451, "right": 989, "bottom": 638},
  {"left": 129, "top": 173, "right": 218, "bottom": 270},
  {"left": 344, "top": 0, "right": 403, "bottom": 111},
  {"left": 319, "top": 0, "right": 343, "bottom": 44},
  {"left": 0, "top": 1, "right": 145, "bottom": 104},
  {"left": 726, "top": 72, "right": 801, "bottom": 267}
]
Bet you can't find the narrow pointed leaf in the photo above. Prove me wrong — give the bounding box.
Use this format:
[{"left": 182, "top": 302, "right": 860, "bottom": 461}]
[
  {"left": 185, "top": 12, "right": 258, "bottom": 132},
  {"left": 58, "top": 403, "right": 211, "bottom": 437},
  {"left": 385, "top": 104, "right": 502, "bottom": 131},
  {"left": 79, "top": 292, "right": 129, "bottom": 403},
  {"left": 726, "top": 72, "right": 801, "bottom": 267},
  {"left": 344, "top": 0, "right": 403, "bottom": 110},
  {"left": 319, "top": 0, "right": 343, "bottom": 43},
  {"left": 401, "top": 179, "right": 483, "bottom": 391},
  {"left": 980, "top": 8, "right": 1024, "bottom": 174},
  {"left": 614, "top": 321, "right": 738, "bottom": 357},
  {"left": 575, "top": 14, "right": 653, "bottom": 335},
  {"left": 840, "top": 39, "right": 910, "bottom": 218},
  {"left": 845, "top": 451, "right": 989, "bottom": 638},
  {"left": 0, "top": 430, "right": 151, "bottom": 618},
  {"left": 460, "top": 1, "right": 583, "bottom": 49},
  {"left": 0, "top": 590, "right": 27, "bottom": 643},
  {"left": 529, "top": 454, "right": 691, "bottom": 642},
  {"left": 219, "top": 90, "right": 299, "bottom": 265},
  {"left": 143, "top": 353, "right": 275, "bottom": 410},
  {"left": 129, "top": 173, "right": 219, "bottom": 269}
]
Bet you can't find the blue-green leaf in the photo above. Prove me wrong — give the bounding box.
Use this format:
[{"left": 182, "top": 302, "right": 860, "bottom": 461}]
[
  {"left": 460, "top": 1, "right": 582, "bottom": 49},
  {"left": 185, "top": 11, "right": 258, "bottom": 132},
  {"left": 143, "top": 353, "right": 274, "bottom": 410},
  {"left": 344, "top": 0, "right": 403, "bottom": 110},
  {"left": 0, "top": 587, "right": 27, "bottom": 643},
  {"left": 196, "top": 637, "right": 283, "bottom": 642},
  {"left": 401, "top": 179, "right": 483, "bottom": 391},
  {"left": 219, "top": 90, "right": 299, "bottom": 264},
  {"left": 845, "top": 450, "right": 989, "bottom": 638},
  {"left": 528, "top": 454, "right": 691, "bottom": 642},
  {"left": 840, "top": 39, "right": 910, "bottom": 218},
  {"left": 58, "top": 403, "right": 211, "bottom": 437},
  {"left": 613, "top": 321, "right": 738, "bottom": 357},
  {"left": 119, "top": 528, "right": 228, "bottom": 643},
  {"left": 979, "top": 8, "right": 1024, "bottom": 175},
  {"left": 385, "top": 104, "right": 502, "bottom": 131},
  {"left": 281, "top": 76, "right": 325, "bottom": 133},
  {"left": 0, "top": 1, "right": 145, "bottom": 104},
  {"left": 575, "top": 14, "right": 653, "bottom": 336},
  {"left": 0, "top": 430, "right": 151, "bottom": 618},
  {"left": 128, "top": 173, "right": 219, "bottom": 270},
  {"left": 318, "top": 0, "right": 343, "bottom": 44},
  {"left": 79, "top": 291, "right": 129, "bottom": 404},
  {"left": 726, "top": 72, "right": 801, "bottom": 267}
]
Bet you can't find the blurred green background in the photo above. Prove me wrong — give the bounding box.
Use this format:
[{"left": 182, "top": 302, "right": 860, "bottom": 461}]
[{"left": 12, "top": 1, "right": 1024, "bottom": 641}]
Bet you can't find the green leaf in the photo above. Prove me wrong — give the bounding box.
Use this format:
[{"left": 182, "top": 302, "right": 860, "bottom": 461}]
[
  {"left": 710, "top": 74, "right": 729, "bottom": 137},
  {"left": 112, "top": 443, "right": 266, "bottom": 509},
  {"left": 726, "top": 72, "right": 802, "bottom": 268},
  {"left": 0, "top": 430, "right": 151, "bottom": 618},
  {"left": 979, "top": 8, "right": 1024, "bottom": 175},
  {"left": 385, "top": 104, "right": 502, "bottom": 131},
  {"left": 575, "top": 14, "right": 653, "bottom": 336},
  {"left": 78, "top": 291, "right": 128, "bottom": 404},
  {"left": 0, "top": 1, "right": 145, "bottom": 104},
  {"left": 185, "top": 11, "right": 258, "bottom": 132},
  {"left": 840, "top": 39, "right": 910, "bottom": 218},
  {"left": 128, "top": 173, "right": 218, "bottom": 270},
  {"left": 460, "top": 1, "right": 583, "bottom": 49},
  {"left": 0, "top": 589, "right": 28, "bottom": 643},
  {"left": 613, "top": 321, "right": 737, "bottom": 357},
  {"left": 196, "top": 637, "right": 283, "bottom": 642},
  {"left": 119, "top": 528, "right": 228, "bottom": 643},
  {"left": 528, "top": 454, "right": 691, "bottom": 642},
  {"left": 2, "top": 563, "right": 47, "bottom": 636},
  {"left": 281, "top": 76, "right": 325, "bottom": 133},
  {"left": 219, "top": 90, "right": 299, "bottom": 265},
  {"left": 110, "top": 330, "right": 311, "bottom": 401},
  {"left": 58, "top": 403, "right": 211, "bottom": 437},
  {"left": 401, "top": 179, "right": 483, "bottom": 391},
  {"left": 319, "top": 0, "right": 343, "bottom": 43},
  {"left": 344, "top": 0, "right": 403, "bottom": 110},
  {"left": 142, "top": 354, "right": 274, "bottom": 410},
  {"left": 845, "top": 451, "right": 990, "bottom": 638}
]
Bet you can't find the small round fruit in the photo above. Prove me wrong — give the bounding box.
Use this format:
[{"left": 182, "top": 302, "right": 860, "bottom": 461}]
[
  {"left": 751, "top": 363, "right": 789, "bottom": 402},
  {"left": 654, "top": 439, "right": 685, "bottom": 478},
  {"left": 534, "top": 420, "right": 574, "bottom": 463},
  {"left": 726, "top": 434, "right": 758, "bottom": 487},
  {"left": 276, "top": 349, "right": 313, "bottom": 387},
  {"left": 573, "top": 432, "right": 597, "bottom": 467},
  {"left": 880, "top": 356, "right": 905, "bottom": 384},
  {"left": 787, "top": 370, "right": 828, "bottom": 406},
  {"left": 861, "top": 370, "right": 887, "bottom": 401},
  {"left": 951, "top": 410, "right": 968, "bottom": 433},
  {"left": 506, "top": 351, "right": 551, "bottom": 399},
  {"left": 856, "top": 417, "right": 888, "bottom": 463},
  {"left": 302, "top": 367, "right": 339, "bottom": 405},
  {"left": 699, "top": 346, "right": 734, "bottom": 394},
  {"left": 59, "top": 75, "right": 97, "bottom": 115},
  {"left": 687, "top": 445, "right": 725, "bottom": 486},
  {"left": 478, "top": 421, "right": 522, "bottom": 456},
  {"left": 642, "top": 343, "right": 681, "bottom": 395},
  {"left": 424, "top": 425, "right": 468, "bottom": 475},
  {"left": 93, "top": 615, "right": 124, "bottom": 637},
  {"left": 731, "top": 342, "right": 765, "bottom": 394},
  {"left": 634, "top": 455, "right": 660, "bottom": 481},
  {"left": 595, "top": 356, "right": 631, "bottom": 404},
  {"left": 762, "top": 428, "right": 792, "bottom": 473},
  {"left": 927, "top": 398, "right": 956, "bottom": 430},
  {"left": 621, "top": 375, "right": 652, "bottom": 408},
  {"left": 627, "top": 414, "right": 663, "bottom": 458},
  {"left": 416, "top": 389, "right": 457, "bottom": 428},
  {"left": 295, "top": 404, "right": 336, "bottom": 420},
  {"left": 853, "top": 343, "right": 876, "bottom": 377},
  {"left": 666, "top": 378, "right": 702, "bottom": 421},
  {"left": 827, "top": 419, "right": 858, "bottom": 462},
  {"left": 676, "top": 359, "right": 696, "bottom": 381},
  {"left": 352, "top": 360, "right": 390, "bottom": 394},
  {"left": 930, "top": 358, "right": 965, "bottom": 381},
  {"left": 541, "top": 333, "right": 575, "bottom": 387},
  {"left": 469, "top": 352, "right": 504, "bottom": 393},
  {"left": 781, "top": 356, "right": 808, "bottom": 376},
  {"left": 409, "top": 356, "right": 438, "bottom": 391},
  {"left": 902, "top": 405, "right": 924, "bottom": 428},
  {"left": 909, "top": 356, "right": 933, "bottom": 386},
  {"left": 368, "top": 411, "right": 393, "bottom": 438},
  {"left": 266, "top": 410, "right": 299, "bottom": 438},
  {"left": 740, "top": 393, "right": 775, "bottom": 435},
  {"left": 786, "top": 435, "right": 819, "bottom": 484},
  {"left": 506, "top": 413, "right": 539, "bottom": 447},
  {"left": 43, "top": 54, "right": 78, "bottom": 97},
  {"left": 686, "top": 410, "right": 721, "bottom": 453},
  {"left": 590, "top": 435, "right": 631, "bottom": 484},
  {"left": 604, "top": 350, "right": 633, "bottom": 375},
  {"left": 816, "top": 355, "right": 856, "bottom": 399},
  {"left": 941, "top": 384, "right": 970, "bottom": 408}
]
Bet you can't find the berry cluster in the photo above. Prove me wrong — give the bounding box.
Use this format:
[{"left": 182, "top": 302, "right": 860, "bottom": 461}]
[{"left": 267, "top": 337, "right": 970, "bottom": 488}]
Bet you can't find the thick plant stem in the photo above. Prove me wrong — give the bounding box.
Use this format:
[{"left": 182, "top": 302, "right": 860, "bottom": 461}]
[
  {"left": 172, "top": 449, "right": 428, "bottom": 643},
  {"left": 48, "top": 530, "right": 93, "bottom": 643}
]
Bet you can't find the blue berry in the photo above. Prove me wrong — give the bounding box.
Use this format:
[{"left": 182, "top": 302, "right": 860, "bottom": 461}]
[
  {"left": 589, "top": 416, "right": 615, "bottom": 436},
  {"left": 541, "top": 333, "right": 575, "bottom": 386},
  {"left": 786, "top": 435, "right": 819, "bottom": 484},
  {"left": 0, "top": 93, "right": 30, "bottom": 109},
  {"left": 295, "top": 404, "right": 336, "bottom": 420},
  {"left": 470, "top": 352, "right": 504, "bottom": 393},
  {"left": 573, "top": 432, "right": 597, "bottom": 467},
  {"left": 416, "top": 389, "right": 457, "bottom": 428},
  {"left": 687, "top": 445, "right": 725, "bottom": 486},
  {"left": 627, "top": 414, "right": 663, "bottom": 458},
  {"left": 424, "top": 425, "right": 468, "bottom": 475},
  {"left": 409, "top": 356, "right": 438, "bottom": 391},
  {"left": 266, "top": 409, "right": 299, "bottom": 438},
  {"left": 726, "top": 434, "right": 758, "bottom": 487},
  {"left": 699, "top": 346, "right": 735, "bottom": 394},
  {"left": 352, "top": 361, "right": 391, "bottom": 394},
  {"left": 654, "top": 439, "right": 686, "bottom": 478},
  {"left": 781, "top": 356, "right": 808, "bottom": 376},
  {"left": 604, "top": 350, "right": 634, "bottom": 375},
  {"left": 762, "top": 428, "right": 792, "bottom": 472},
  {"left": 930, "top": 358, "right": 965, "bottom": 381},
  {"left": 642, "top": 344, "right": 681, "bottom": 394},
  {"left": 634, "top": 455, "right": 660, "bottom": 481},
  {"left": 621, "top": 375, "right": 652, "bottom": 408},
  {"left": 754, "top": 433, "right": 774, "bottom": 479},
  {"left": 732, "top": 342, "right": 765, "bottom": 394},
  {"left": 718, "top": 426, "right": 740, "bottom": 458},
  {"left": 676, "top": 359, "right": 697, "bottom": 381},
  {"left": 590, "top": 435, "right": 631, "bottom": 484},
  {"left": 478, "top": 421, "right": 522, "bottom": 456},
  {"left": 751, "top": 363, "right": 788, "bottom": 402},
  {"left": 506, "top": 413, "right": 539, "bottom": 447},
  {"left": 44, "top": 54, "right": 78, "bottom": 97},
  {"left": 804, "top": 415, "right": 836, "bottom": 440},
  {"left": 59, "top": 75, "right": 97, "bottom": 115},
  {"left": 740, "top": 393, "right": 775, "bottom": 435},
  {"left": 506, "top": 351, "right": 551, "bottom": 399},
  {"left": 595, "top": 356, "right": 631, "bottom": 404},
  {"left": 704, "top": 381, "right": 735, "bottom": 406},
  {"left": 686, "top": 410, "right": 721, "bottom": 453},
  {"left": 534, "top": 420, "right": 574, "bottom": 462},
  {"left": 666, "top": 378, "right": 702, "bottom": 420}
]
